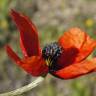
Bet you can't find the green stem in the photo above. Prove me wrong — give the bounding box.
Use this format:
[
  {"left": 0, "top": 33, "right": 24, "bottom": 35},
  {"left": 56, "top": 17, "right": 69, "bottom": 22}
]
[{"left": 0, "top": 77, "right": 44, "bottom": 96}]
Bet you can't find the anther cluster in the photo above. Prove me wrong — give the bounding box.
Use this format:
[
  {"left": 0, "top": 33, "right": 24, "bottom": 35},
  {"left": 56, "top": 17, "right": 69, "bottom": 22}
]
[{"left": 42, "top": 42, "right": 63, "bottom": 66}]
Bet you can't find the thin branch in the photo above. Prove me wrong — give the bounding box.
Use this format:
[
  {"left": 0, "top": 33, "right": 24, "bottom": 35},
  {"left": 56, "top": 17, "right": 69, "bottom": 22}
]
[{"left": 0, "top": 77, "right": 44, "bottom": 96}]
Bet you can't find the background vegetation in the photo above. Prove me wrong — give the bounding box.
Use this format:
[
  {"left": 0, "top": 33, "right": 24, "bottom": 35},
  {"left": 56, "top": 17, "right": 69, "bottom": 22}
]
[{"left": 0, "top": 0, "right": 96, "bottom": 96}]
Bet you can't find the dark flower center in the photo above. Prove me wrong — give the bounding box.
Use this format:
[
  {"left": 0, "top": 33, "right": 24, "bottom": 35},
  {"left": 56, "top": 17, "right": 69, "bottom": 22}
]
[{"left": 42, "top": 42, "right": 63, "bottom": 71}]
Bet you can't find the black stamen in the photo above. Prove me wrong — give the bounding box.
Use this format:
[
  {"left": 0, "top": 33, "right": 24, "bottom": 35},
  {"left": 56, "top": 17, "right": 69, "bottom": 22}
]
[{"left": 42, "top": 42, "right": 63, "bottom": 70}]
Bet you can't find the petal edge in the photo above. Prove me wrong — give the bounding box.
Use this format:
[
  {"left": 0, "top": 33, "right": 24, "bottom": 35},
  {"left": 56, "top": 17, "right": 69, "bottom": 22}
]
[{"left": 5, "top": 45, "right": 22, "bottom": 65}]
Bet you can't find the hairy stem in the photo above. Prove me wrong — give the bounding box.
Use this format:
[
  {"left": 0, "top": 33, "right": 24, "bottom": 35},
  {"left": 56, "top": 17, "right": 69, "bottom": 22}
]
[{"left": 0, "top": 77, "right": 44, "bottom": 96}]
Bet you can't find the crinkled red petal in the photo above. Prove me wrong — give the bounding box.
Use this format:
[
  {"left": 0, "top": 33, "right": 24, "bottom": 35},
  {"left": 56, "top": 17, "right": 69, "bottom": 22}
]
[
  {"left": 56, "top": 47, "right": 79, "bottom": 68},
  {"left": 58, "top": 28, "right": 96, "bottom": 67},
  {"left": 6, "top": 45, "right": 48, "bottom": 76},
  {"left": 58, "top": 28, "right": 86, "bottom": 49},
  {"left": 5, "top": 45, "right": 23, "bottom": 65},
  {"left": 75, "top": 35, "right": 96, "bottom": 62},
  {"left": 21, "top": 56, "right": 48, "bottom": 76},
  {"left": 51, "top": 58, "right": 96, "bottom": 79},
  {"left": 10, "top": 9, "right": 41, "bottom": 57}
]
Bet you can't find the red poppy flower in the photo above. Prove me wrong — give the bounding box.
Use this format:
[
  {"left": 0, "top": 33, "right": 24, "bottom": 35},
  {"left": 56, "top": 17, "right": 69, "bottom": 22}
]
[{"left": 6, "top": 10, "right": 96, "bottom": 79}]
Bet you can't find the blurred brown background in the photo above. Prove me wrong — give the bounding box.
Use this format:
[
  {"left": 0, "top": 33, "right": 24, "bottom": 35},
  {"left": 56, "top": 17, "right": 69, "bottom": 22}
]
[{"left": 0, "top": 0, "right": 96, "bottom": 96}]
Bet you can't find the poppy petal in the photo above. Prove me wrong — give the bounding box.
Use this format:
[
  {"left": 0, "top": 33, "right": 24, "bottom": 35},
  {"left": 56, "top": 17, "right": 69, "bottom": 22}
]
[
  {"left": 6, "top": 45, "right": 48, "bottom": 76},
  {"left": 51, "top": 58, "right": 96, "bottom": 79},
  {"left": 10, "top": 9, "right": 41, "bottom": 57},
  {"left": 75, "top": 35, "right": 96, "bottom": 62},
  {"left": 21, "top": 56, "right": 48, "bottom": 76},
  {"left": 58, "top": 27, "right": 86, "bottom": 49},
  {"left": 5, "top": 45, "right": 23, "bottom": 65},
  {"left": 58, "top": 28, "right": 96, "bottom": 67}
]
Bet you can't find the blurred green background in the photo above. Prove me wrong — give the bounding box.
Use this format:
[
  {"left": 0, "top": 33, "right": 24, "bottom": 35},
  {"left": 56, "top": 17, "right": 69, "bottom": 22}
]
[{"left": 0, "top": 0, "right": 96, "bottom": 96}]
